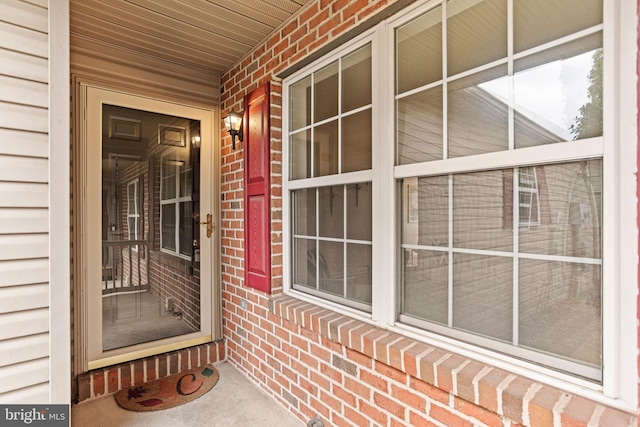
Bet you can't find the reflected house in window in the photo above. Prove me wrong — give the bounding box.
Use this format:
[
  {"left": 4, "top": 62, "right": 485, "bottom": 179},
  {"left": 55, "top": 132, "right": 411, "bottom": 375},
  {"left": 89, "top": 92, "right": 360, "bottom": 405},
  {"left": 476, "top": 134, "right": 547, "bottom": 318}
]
[
  {"left": 401, "top": 74, "right": 604, "bottom": 369},
  {"left": 101, "top": 105, "right": 203, "bottom": 350},
  {"left": 396, "top": 1, "right": 604, "bottom": 378}
]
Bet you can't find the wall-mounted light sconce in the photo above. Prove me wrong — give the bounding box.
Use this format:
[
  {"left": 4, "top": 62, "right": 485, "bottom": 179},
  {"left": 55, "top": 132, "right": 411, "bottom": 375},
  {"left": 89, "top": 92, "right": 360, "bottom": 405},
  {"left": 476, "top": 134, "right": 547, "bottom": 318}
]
[
  {"left": 223, "top": 110, "right": 243, "bottom": 150},
  {"left": 191, "top": 136, "right": 201, "bottom": 149}
]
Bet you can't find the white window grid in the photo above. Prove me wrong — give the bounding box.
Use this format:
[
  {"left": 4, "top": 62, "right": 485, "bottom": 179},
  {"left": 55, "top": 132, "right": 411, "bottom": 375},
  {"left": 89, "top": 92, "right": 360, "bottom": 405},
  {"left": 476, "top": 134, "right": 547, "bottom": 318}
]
[
  {"left": 518, "top": 166, "right": 540, "bottom": 228},
  {"left": 160, "top": 153, "right": 192, "bottom": 259},
  {"left": 292, "top": 184, "right": 373, "bottom": 312},
  {"left": 126, "top": 178, "right": 139, "bottom": 251},
  {"left": 394, "top": 0, "right": 603, "bottom": 381},
  {"left": 288, "top": 41, "right": 375, "bottom": 311},
  {"left": 283, "top": 0, "right": 637, "bottom": 409}
]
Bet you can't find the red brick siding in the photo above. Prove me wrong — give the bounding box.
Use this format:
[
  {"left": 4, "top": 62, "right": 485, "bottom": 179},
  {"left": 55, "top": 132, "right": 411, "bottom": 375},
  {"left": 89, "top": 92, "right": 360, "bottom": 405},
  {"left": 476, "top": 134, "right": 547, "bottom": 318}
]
[
  {"left": 75, "top": 341, "right": 224, "bottom": 402},
  {"left": 219, "top": 0, "right": 639, "bottom": 426}
]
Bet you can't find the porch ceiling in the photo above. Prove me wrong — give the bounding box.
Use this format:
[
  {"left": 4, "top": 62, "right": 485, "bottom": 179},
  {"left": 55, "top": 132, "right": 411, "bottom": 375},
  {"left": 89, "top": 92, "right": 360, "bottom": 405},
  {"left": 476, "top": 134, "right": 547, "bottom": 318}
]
[{"left": 69, "top": 0, "right": 313, "bottom": 76}]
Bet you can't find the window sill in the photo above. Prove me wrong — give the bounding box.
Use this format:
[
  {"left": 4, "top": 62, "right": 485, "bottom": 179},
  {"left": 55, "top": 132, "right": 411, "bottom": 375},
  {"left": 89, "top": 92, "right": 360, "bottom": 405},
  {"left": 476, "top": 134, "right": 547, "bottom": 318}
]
[{"left": 269, "top": 294, "right": 635, "bottom": 425}]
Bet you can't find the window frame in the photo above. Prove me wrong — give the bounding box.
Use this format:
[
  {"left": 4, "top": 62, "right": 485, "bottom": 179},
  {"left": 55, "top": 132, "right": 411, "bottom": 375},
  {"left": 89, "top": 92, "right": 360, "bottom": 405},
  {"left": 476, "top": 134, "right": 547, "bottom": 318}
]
[
  {"left": 518, "top": 166, "right": 540, "bottom": 228},
  {"left": 159, "top": 152, "right": 192, "bottom": 260},
  {"left": 126, "top": 178, "right": 139, "bottom": 249},
  {"left": 282, "top": 0, "right": 637, "bottom": 410},
  {"left": 285, "top": 32, "right": 379, "bottom": 313}
]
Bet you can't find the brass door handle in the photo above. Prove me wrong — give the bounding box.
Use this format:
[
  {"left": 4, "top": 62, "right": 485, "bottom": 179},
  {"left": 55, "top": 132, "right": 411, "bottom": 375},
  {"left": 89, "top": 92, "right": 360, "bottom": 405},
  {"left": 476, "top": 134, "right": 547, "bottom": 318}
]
[{"left": 200, "top": 213, "right": 214, "bottom": 238}]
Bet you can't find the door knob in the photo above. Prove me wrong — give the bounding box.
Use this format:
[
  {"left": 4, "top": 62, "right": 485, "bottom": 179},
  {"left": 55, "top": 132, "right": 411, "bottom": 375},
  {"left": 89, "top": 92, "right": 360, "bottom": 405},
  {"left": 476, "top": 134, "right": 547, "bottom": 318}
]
[{"left": 200, "top": 213, "right": 214, "bottom": 238}]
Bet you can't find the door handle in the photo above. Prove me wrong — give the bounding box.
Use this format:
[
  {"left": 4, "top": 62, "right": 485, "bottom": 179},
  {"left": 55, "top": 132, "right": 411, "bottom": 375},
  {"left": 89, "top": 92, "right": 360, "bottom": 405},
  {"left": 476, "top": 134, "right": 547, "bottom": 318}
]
[{"left": 200, "top": 213, "right": 214, "bottom": 238}]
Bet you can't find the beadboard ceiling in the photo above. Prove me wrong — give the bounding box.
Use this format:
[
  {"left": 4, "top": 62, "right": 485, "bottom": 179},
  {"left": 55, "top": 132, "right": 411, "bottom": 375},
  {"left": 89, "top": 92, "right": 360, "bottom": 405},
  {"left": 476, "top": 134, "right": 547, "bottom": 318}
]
[{"left": 69, "top": 0, "right": 313, "bottom": 76}]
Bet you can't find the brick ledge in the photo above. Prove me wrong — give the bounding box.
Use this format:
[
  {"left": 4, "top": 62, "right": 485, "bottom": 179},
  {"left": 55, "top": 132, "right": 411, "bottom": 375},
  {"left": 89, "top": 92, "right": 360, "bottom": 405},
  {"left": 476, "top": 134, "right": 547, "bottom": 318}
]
[
  {"left": 75, "top": 340, "right": 225, "bottom": 403},
  {"left": 270, "top": 295, "right": 635, "bottom": 426}
]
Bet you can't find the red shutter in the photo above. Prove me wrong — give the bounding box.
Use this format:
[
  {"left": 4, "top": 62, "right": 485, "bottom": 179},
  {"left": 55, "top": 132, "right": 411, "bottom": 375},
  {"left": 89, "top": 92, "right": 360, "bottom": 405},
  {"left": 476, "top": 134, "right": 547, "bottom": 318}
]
[{"left": 244, "top": 84, "right": 271, "bottom": 293}]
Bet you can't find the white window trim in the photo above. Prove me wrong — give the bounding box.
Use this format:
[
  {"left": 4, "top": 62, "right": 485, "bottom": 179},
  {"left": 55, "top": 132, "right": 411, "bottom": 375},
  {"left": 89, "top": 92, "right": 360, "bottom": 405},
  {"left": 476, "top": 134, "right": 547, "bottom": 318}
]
[
  {"left": 283, "top": 0, "right": 638, "bottom": 411},
  {"left": 160, "top": 154, "right": 192, "bottom": 259},
  {"left": 126, "top": 178, "right": 139, "bottom": 248},
  {"left": 285, "top": 30, "right": 379, "bottom": 312},
  {"left": 518, "top": 167, "right": 540, "bottom": 228}
]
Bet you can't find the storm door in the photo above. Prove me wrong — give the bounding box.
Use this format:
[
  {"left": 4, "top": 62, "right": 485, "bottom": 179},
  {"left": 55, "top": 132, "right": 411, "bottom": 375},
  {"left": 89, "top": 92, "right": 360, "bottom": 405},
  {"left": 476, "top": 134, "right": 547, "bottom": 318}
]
[{"left": 82, "top": 87, "right": 218, "bottom": 369}]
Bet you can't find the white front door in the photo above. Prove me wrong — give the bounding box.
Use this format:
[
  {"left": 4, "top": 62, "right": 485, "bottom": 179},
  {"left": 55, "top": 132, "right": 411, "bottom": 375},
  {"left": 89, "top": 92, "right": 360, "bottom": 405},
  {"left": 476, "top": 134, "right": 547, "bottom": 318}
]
[{"left": 81, "top": 86, "right": 219, "bottom": 370}]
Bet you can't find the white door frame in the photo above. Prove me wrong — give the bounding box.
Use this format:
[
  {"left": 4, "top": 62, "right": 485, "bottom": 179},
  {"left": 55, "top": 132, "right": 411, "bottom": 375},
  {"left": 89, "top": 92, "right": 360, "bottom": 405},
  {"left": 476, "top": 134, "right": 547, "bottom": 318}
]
[{"left": 79, "top": 84, "right": 220, "bottom": 370}]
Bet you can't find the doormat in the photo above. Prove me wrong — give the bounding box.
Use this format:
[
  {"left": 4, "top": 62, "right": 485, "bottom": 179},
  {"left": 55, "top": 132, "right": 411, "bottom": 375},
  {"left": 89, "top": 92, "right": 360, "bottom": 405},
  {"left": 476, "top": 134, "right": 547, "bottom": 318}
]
[{"left": 114, "top": 364, "right": 219, "bottom": 411}]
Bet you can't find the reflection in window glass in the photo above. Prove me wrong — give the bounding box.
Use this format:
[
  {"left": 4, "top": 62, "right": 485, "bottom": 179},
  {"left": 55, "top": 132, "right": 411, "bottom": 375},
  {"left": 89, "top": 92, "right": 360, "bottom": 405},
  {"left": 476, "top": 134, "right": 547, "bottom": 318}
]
[
  {"left": 514, "top": 0, "right": 602, "bottom": 53},
  {"left": 518, "top": 160, "right": 602, "bottom": 258},
  {"left": 397, "top": 86, "right": 443, "bottom": 164},
  {"left": 448, "top": 66, "right": 508, "bottom": 157},
  {"left": 514, "top": 36, "right": 603, "bottom": 146},
  {"left": 314, "top": 120, "right": 338, "bottom": 177},
  {"left": 342, "top": 45, "right": 372, "bottom": 112},
  {"left": 291, "top": 184, "right": 372, "bottom": 310},
  {"left": 127, "top": 180, "right": 138, "bottom": 242},
  {"left": 293, "top": 188, "right": 316, "bottom": 236},
  {"left": 318, "top": 240, "right": 344, "bottom": 296},
  {"left": 518, "top": 167, "right": 540, "bottom": 227},
  {"left": 402, "top": 249, "right": 448, "bottom": 325},
  {"left": 402, "top": 176, "right": 448, "bottom": 247},
  {"left": 161, "top": 204, "right": 176, "bottom": 251},
  {"left": 347, "top": 183, "right": 372, "bottom": 241},
  {"left": 290, "top": 130, "right": 311, "bottom": 180},
  {"left": 290, "top": 76, "right": 311, "bottom": 131},
  {"left": 318, "top": 186, "right": 343, "bottom": 239},
  {"left": 447, "top": 0, "right": 507, "bottom": 76},
  {"left": 396, "top": 6, "right": 442, "bottom": 94},
  {"left": 347, "top": 243, "right": 372, "bottom": 304},
  {"left": 477, "top": 35, "right": 603, "bottom": 148},
  {"left": 161, "top": 164, "right": 176, "bottom": 200},
  {"left": 179, "top": 202, "right": 192, "bottom": 257},
  {"left": 314, "top": 62, "right": 339, "bottom": 122},
  {"left": 453, "top": 254, "right": 513, "bottom": 342},
  {"left": 294, "top": 238, "right": 316, "bottom": 289},
  {"left": 160, "top": 149, "right": 192, "bottom": 258},
  {"left": 453, "top": 170, "right": 513, "bottom": 252},
  {"left": 519, "top": 260, "right": 601, "bottom": 366},
  {"left": 397, "top": 2, "right": 604, "bottom": 166},
  {"left": 180, "top": 164, "right": 192, "bottom": 197},
  {"left": 400, "top": 160, "right": 602, "bottom": 371},
  {"left": 342, "top": 110, "right": 372, "bottom": 173}
]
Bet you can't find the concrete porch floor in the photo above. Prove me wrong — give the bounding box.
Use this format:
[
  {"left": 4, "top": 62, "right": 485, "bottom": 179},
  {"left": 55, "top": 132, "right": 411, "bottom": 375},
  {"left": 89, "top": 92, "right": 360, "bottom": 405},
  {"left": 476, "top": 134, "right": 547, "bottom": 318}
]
[{"left": 71, "top": 361, "right": 303, "bottom": 426}]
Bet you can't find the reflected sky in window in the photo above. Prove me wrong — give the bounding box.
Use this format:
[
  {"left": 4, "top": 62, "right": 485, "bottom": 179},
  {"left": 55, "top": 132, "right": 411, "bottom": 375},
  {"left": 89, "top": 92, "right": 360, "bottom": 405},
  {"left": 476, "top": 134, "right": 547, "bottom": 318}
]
[{"left": 479, "top": 49, "right": 597, "bottom": 141}]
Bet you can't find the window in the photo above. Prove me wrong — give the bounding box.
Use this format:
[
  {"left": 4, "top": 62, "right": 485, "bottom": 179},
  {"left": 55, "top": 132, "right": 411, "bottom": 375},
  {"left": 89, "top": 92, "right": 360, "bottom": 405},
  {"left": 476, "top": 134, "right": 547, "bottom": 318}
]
[
  {"left": 518, "top": 167, "right": 541, "bottom": 228},
  {"left": 288, "top": 44, "right": 374, "bottom": 311},
  {"left": 126, "top": 179, "right": 139, "bottom": 249},
  {"left": 395, "top": 0, "right": 604, "bottom": 381},
  {"left": 160, "top": 152, "right": 192, "bottom": 258},
  {"left": 284, "top": 0, "right": 636, "bottom": 403}
]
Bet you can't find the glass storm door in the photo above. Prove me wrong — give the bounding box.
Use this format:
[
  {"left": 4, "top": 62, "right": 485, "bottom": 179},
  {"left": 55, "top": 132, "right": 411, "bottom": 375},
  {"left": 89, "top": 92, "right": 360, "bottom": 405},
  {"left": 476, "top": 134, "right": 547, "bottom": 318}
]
[{"left": 83, "top": 87, "right": 217, "bottom": 369}]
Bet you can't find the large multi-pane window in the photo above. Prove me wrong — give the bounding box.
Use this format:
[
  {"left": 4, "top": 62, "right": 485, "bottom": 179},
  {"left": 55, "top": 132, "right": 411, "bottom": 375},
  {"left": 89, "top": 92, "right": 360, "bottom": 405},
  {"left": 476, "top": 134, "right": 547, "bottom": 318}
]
[
  {"left": 396, "top": 0, "right": 603, "bottom": 380},
  {"left": 288, "top": 44, "right": 373, "bottom": 311},
  {"left": 285, "top": 0, "right": 633, "bottom": 390},
  {"left": 126, "top": 179, "right": 139, "bottom": 242},
  {"left": 126, "top": 178, "right": 139, "bottom": 251},
  {"left": 160, "top": 152, "right": 192, "bottom": 258}
]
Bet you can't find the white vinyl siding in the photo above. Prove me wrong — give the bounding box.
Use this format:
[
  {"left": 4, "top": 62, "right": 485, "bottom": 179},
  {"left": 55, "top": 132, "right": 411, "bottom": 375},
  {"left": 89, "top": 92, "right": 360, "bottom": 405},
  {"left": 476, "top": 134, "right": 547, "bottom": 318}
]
[{"left": 0, "top": 0, "right": 50, "bottom": 404}]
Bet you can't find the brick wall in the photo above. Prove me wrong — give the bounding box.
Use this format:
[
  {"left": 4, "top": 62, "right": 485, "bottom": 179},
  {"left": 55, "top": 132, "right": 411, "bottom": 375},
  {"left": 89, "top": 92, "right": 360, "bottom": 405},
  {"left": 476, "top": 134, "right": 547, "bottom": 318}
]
[
  {"left": 75, "top": 341, "right": 224, "bottom": 402},
  {"left": 219, "top": 0, "right": 638, "bottom": 426},
  {"left": 148, "top": 253, "right": 200, "bottom": 330}
]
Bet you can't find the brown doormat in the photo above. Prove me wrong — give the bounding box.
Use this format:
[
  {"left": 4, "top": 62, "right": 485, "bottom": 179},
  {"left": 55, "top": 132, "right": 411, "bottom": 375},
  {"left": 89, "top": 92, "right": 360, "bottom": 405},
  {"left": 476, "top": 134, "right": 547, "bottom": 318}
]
[{"left": 114, "top": 364, "right": 219, "bottom": 411}]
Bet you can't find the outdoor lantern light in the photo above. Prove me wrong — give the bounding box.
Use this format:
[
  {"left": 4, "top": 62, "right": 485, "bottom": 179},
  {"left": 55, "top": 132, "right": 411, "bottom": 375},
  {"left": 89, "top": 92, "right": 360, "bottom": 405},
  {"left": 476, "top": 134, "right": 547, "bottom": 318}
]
[{"left": 223, "top": 110, "right": 243, "bottom": 149}]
